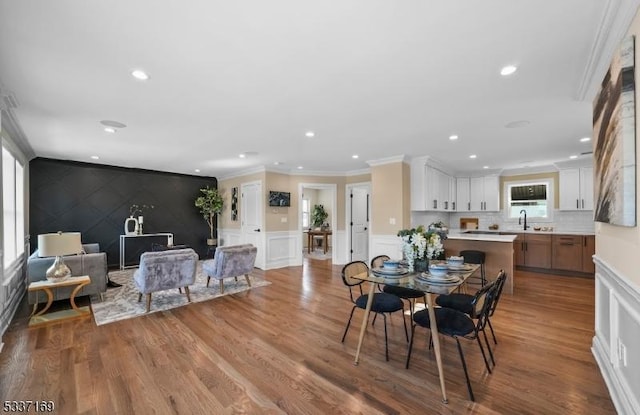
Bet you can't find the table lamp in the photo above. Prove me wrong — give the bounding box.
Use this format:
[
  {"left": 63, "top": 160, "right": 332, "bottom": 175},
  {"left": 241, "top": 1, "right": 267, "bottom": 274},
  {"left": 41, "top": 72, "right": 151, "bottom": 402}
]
[{"left": 37, "top": 232, "right": 83, "bottom": 282}]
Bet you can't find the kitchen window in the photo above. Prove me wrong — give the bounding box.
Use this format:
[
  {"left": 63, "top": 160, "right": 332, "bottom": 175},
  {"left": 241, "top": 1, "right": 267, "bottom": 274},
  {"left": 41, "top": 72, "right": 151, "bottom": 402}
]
[{"left": 504, "top": 178, "right": 554, "bottom": 222}]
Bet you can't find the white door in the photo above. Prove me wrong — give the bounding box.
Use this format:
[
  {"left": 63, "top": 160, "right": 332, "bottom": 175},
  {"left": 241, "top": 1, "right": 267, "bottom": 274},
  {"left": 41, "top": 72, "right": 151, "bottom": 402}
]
[
  {"left": 241, "top": 181, "right": 264, "bottom": 269},
  {"left": 350, "top": 187, "right": 369, "bottom": 262}
]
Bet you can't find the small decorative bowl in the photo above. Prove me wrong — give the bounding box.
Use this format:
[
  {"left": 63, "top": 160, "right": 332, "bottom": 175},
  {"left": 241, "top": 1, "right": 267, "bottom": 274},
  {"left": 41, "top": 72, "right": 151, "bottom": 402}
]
[
  {"left": 429, "top": 264, "right": 448, "bottom": 277},
  {"left": 382, "top": 260, "right": 400, "bottom": 269},
  {"left": 447, "top": 256, "right": 464, "bottom": 266}
]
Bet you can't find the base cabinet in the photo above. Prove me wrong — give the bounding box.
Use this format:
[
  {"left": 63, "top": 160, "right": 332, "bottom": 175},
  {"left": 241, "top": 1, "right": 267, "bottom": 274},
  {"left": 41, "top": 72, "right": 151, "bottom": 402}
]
[{"left": 516, "top": 233, "right": 594, "bottom": 275}]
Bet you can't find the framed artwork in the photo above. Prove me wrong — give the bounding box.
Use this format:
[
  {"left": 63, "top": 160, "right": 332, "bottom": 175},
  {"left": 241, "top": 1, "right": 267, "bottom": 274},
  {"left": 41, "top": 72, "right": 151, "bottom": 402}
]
[
  {"left": 593, "top": 35, "right": 636, "bottom": 227},
  {"left": 231, "top": 187, "right": 238, "bottom": 221}
]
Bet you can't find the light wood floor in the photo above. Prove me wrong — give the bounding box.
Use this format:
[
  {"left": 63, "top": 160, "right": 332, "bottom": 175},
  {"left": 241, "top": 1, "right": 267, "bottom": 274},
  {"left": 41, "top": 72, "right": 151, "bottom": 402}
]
[{"left": 1, "top": 260, "right": 615, "bottom": 414}]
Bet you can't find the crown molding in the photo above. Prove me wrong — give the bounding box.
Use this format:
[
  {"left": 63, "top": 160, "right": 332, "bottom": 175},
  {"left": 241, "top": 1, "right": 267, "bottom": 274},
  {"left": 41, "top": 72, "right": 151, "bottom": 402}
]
[
  {"left": 366, "top": 154, "right": 409, "bottom": 167},
  {"left": 217, "top": 166, "right": 267, "bottom": 181},
  {"left": 576, "top": 0, "right": 640, "bottom": 101},
  {"left": 0, "top": 84, "right": 35, "bottom": 161}
]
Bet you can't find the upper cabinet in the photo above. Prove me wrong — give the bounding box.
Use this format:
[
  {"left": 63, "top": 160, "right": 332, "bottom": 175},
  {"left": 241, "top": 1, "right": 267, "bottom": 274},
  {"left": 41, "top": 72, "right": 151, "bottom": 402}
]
[
  {"left": 559, "top": 167, "right": 593, "bottom": 211},
  {"left": 410, "top": 157, "right": 456, "bottom": 211},
  {"left": 467, "top": 175, "right": 500, "bottom": 211},
  {"left": 456, "top": 177, "right": 470, "bottom": 212}
]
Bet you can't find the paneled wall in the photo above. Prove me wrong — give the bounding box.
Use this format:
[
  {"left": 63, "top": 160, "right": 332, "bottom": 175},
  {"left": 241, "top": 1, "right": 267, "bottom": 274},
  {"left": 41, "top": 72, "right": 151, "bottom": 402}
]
[{"left": 29, "top": 158, "right": 217, "bottom": 267}]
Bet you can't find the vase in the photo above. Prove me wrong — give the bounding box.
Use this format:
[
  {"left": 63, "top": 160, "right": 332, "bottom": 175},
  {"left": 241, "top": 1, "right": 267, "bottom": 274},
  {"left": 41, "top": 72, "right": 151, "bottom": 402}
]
[
  {"left": 124, "top": 216, "right": 138, "bottom": 235},
  {"left": 137, "top": 216, "right": 144, "bottom": 235},
  {"left": 414, "top": 258, "right": 429, "bottom": 273}
]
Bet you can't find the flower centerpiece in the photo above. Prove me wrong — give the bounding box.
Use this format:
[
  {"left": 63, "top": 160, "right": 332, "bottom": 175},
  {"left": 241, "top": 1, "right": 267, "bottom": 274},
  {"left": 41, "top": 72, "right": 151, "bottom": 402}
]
[{"left": 397, "top": 225, "right": 447, "bottom": 272}]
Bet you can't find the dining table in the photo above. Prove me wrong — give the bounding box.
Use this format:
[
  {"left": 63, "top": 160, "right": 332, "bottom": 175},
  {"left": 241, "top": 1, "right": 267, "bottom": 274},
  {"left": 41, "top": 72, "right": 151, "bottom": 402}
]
[{"left": 351, "top": 262, "right": 480, "bottom": 404}]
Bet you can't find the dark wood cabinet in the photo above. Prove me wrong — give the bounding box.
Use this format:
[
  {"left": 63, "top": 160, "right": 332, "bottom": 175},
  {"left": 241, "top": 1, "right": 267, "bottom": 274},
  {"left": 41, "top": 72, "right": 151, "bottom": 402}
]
[
  {"left": 552, "top": 235, "right": 583, "bottom": 271},
  {"left": 514, "top": 233, "right": 551, "bottom": 268},
  {"left": 582, "top": 235, "right": 596, "bottom": 273}
]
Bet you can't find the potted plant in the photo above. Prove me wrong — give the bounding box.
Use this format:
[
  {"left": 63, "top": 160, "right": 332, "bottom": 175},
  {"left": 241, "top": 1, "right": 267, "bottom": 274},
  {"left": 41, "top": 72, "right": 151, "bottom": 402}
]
[
  {"left": 311, "top": 204, "right": 328, "bottom": 229},
  {"left": 195, "top": 186, "right": 224, "bottom": 245}
]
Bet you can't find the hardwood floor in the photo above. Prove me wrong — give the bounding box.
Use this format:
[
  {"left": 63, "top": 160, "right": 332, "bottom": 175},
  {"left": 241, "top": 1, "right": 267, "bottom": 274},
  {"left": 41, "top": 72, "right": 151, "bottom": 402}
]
[{"left": 1, "top": 261, "right": 615, "bottom": 414}]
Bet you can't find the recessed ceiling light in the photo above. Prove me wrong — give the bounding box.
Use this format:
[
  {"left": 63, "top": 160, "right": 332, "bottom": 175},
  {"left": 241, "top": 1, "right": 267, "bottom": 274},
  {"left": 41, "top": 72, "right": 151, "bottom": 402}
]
[
  {"left": 90, "top": 156, "right": 99, "bottom": 160},
  {"left": 469, "top": 154, "right": 477, "bottom": 159},
  {"left": 500, "top": 65, "right": 517, "bottom": 76},
  {"left": 131, "top": 70, "right": 150, "bottom": 80},
  {"left": 449, "top": 135, "right": 459, "bottom": 140},
  {"left": 305, "top": 131, "right": 315, "bottom": 138},
  {"left": 104, "top": 127, "right": 116, "bottom": 133},
  {"left": 569, "top": 155, "right": 578, "bottom": 159},
  {"left": 100, "top": 120, "right": 127, "bottom": 128},
  {"left": 580, "top": 137, "right": 591, "bottom": 142},
  {"left": 194, "top": 169, "right": 201, "bottom": 173},
  {"left": 297, "top": 166, "right": 303, "bottom": 169},
  {"left": 239, "top": 153, "right": 246, "bottom": 158},
  {"left": 505, "top": 120, "right": 530, "bottom": 128},
  {"left": 352, "top": 154, "right": 359, "bottom": 159},
  {"left": 274, "top": 161, "right": 282, "bottom": 165},
  {"left": 483, "top": 165, "right": 489, "bottom": 169}
]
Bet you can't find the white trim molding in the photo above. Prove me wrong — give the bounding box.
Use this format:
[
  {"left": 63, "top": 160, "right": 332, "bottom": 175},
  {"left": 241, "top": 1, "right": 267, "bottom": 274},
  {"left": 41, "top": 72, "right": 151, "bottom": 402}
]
[
  {"left": 370, "top": 234, "right": 403, "bottom": 264},
  {"left": 592, "top": 255, "right": 640, "bottom": 415}
]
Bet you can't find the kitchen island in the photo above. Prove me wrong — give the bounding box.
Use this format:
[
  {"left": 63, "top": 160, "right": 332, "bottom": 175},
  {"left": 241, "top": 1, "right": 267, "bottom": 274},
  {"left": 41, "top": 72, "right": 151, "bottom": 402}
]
[{"left": 444, "top": 231, "right": 517, "bottom": 294}]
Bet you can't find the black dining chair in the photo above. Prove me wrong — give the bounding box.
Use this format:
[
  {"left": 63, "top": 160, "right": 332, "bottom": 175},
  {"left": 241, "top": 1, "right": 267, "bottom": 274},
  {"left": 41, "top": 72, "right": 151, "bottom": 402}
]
[
  {"left": 435, "top": 270, "right": 506, "bottom": 367},
  {"left": 405, "top": 281, "right": 497, "bottom": 401},
  {"left": 460, "top": 250, "right": 486, "bottom": 286},
  {"left": 371, "top": 255, "right": 428, "bottom": 319},
  {"left": 341, "top": 261, "right": 408, "bottom": 361}
]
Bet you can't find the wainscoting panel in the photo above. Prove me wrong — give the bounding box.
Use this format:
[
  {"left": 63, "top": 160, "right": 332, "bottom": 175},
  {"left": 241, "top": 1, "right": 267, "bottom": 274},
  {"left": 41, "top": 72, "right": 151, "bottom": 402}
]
[
  {"left": 370, "top": 234, "right": 402, "bottom": 263},
  {"left": 218, "top": 228, "right": 242, "bottom": 247},
  {"left": 29, "top": 158, "right": 218, "bottom": 266},
  {"left": 333, "top": 230, "right": 347, "bottom": 265},
  {"left": 592, "top": 256, "right": 640, "bottom": 415},
  {"left": 265, "top": 231, "right": 299, "bottom": 269},
  {"left": 1, "top": 255, "right": 26, "bottom": 339}
]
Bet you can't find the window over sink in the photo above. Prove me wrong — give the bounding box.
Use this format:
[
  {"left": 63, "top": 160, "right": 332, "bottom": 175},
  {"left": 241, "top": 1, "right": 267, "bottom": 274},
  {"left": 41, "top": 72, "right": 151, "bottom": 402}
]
[{"left": 504, "top": 178, "right": 554, "bottom": 222}]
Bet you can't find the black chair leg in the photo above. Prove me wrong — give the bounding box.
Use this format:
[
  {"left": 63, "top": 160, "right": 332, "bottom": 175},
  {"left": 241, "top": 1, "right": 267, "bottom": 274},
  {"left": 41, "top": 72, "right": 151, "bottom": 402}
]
[
  {"left": 341, "top": 306, "right": 357, "bottom": 343},
  {"left": 455, "top": 338, "right": 475, "bottom": 401},
  {"left": 487, "top": 318, "right": 497, "bottom": 344},
  {"left": 372, "top": 312, "right": 377, "bottom": 326},
  {"left": 475, "top": 335, "right": 492, "bottom": 374},
  {"left": 482, "top": 329, "right": 495, "bottom": 367},
  {"left": 382, "top": 313, "right": 389, "bottom": 361},
  {"left": 402, "top": 308, "right": 409, "bottom": 342},
  {"left": 405, "top": 324, "right": 417, "bottom": 369},
  {"left": 428, "top": 332, "right": 433, "bottom": 350}
]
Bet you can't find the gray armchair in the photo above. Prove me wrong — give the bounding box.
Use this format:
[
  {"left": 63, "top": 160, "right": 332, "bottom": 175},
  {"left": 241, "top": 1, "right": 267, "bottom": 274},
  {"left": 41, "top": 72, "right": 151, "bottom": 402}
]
[
  {"left": 202, "top": 244, "right": 257, "bottom": 294},
  {"left": 134, "top": 248, "right": 198, "bottom": 312},
  {"left": 27, "top": 243, "right": 108, "bottom": 304}
]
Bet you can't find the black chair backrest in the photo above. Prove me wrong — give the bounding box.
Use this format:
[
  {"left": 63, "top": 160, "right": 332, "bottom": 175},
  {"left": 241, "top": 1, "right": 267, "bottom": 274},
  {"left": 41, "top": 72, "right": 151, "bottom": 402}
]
[
  {"left": 370, "top": 255, "right": 390, "bottom": 269},
  {"left": 470, "top": 281, "right": 497, "bottom": 330},
  {"left": 341, "top": 261, "right": 369, "bottom": 303},
  {"left": 460, "top": 250, "right": 486, "bottom": 265},
  {"left": 488, "top": 270, "right": 507, "bottom": 316}
]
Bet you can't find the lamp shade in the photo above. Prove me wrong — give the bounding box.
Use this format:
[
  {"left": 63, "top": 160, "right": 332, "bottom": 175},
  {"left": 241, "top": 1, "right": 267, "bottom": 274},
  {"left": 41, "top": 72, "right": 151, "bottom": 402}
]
[{"left": 38, "top": 232, "right": 83, "bottom": 257}]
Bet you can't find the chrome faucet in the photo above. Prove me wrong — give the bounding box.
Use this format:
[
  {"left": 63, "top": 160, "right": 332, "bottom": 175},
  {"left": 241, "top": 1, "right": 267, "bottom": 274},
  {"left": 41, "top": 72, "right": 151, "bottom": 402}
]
[{"left": 519, "top": 209, "right": 529, "bottom": 230}]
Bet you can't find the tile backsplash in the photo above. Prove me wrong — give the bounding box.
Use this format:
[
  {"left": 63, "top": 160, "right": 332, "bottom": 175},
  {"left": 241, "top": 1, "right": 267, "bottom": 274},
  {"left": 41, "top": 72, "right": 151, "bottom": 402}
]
[{"left": 412, "top": 210, "right": 595, "bottom": 233}]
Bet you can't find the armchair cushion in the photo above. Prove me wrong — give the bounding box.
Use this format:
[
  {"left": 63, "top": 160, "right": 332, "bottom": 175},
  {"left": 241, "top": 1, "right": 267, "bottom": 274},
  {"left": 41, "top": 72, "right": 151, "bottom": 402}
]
[
  {"left": 133, "top": 248, "right": 198, "bottom": 295},
  {"left": 27, "top": 243, "right": 108, "bottom": 304},
  {"left": 202, "top": 244, "right": 256, "bottom": 281}
]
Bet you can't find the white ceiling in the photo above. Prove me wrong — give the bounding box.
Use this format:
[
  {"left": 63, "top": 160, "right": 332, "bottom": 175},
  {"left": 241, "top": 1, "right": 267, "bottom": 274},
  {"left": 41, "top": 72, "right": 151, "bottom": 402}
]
[{"left": 0, "top": 1, "right": 631, "bottom": 178}]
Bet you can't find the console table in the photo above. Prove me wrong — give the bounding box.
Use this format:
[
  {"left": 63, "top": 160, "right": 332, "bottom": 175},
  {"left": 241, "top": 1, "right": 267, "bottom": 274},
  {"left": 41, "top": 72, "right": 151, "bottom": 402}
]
[
  {"left": 306, "top": 230, "right": 332, "bottom": 254},
  {"left": 119, "top": 233, "right": 174, "bottom": 269}
]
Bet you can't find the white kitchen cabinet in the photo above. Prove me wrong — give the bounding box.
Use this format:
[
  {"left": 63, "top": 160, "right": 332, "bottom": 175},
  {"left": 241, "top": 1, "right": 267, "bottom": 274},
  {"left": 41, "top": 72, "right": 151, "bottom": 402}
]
[
  {"left": 456, "top": 177, "right": 471, "bottom": 211},
  {"left": 469, "top": 175, "right": 500, "bottom": 211},
  {"left": 559, "top": 167, "right": 593, "bottom": 210},
  {"left": 410, "top": 157, "right": 455, "bottom": 211}
]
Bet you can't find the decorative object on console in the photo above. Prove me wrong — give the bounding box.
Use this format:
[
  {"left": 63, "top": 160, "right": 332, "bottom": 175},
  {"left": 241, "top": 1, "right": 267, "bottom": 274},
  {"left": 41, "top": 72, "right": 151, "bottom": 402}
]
[
  {"left": 126, "top": 204, "right": 154, "bottom": 235},
  {"left": 593, "top": 35, "right": 636, "bottom": 227},
  {"left": 397, "top": 225, "right": 446, "bottom": 272},
  {"left": 37, "top": 232, "right": 83, "bottom": 282},
  {"left": 195, "top": 186, "right": 223, "bottom": 246}
]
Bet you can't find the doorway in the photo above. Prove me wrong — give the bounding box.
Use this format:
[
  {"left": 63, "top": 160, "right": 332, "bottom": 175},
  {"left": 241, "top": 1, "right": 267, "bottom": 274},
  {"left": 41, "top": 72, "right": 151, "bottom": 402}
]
[
  {"left": 299, "top": 183, "right": 337, "bottom": 264},
  {"left": 241, "top": 180, "right": 265, "bottom": 269}
]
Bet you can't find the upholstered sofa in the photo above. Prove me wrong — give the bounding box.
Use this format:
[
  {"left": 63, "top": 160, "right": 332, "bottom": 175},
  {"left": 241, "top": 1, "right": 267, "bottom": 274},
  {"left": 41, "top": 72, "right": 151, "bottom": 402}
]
[
  {"left": 27, "top": 243, "right": 108, "bottom": 304},
  {"left": 202, "top": 244, "right": 257, "bottom": 294},
  {"left": 133, "top": 248, "right": 198, "bottom": 312}
]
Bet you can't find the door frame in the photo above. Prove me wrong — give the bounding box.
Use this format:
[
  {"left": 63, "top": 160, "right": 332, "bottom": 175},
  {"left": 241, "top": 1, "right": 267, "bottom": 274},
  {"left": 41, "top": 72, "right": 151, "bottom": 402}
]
[
  {"left": 298, "top": 182, "right": 337, "bottom": 264},
  {"left": 240, "top": 180, "right": 265, "bottom": 269},
  {"left": 345, "top": 182, "right": 371, "bottom": 263}
]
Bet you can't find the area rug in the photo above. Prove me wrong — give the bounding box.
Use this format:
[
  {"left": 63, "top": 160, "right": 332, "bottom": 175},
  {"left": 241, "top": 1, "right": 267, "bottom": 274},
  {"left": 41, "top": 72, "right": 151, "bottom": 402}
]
[
  {"left": 91, "top": 262, "right": 270, "bottom": 326},
  {"left": 303, "top": 249, "right": 332, "bottom": 261}
]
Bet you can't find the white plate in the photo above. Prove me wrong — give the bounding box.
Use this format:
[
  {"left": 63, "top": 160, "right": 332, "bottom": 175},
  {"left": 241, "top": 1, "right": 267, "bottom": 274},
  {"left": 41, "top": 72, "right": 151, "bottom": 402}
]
[
  {"left": 447, "top": 264, "right": 473, "bottom": 272},
  {"left": 372, "top": 267, "right": 409, "bottom": 276},
  {"left": 417, "top": 273, "right": 460, "bottom": 284}
]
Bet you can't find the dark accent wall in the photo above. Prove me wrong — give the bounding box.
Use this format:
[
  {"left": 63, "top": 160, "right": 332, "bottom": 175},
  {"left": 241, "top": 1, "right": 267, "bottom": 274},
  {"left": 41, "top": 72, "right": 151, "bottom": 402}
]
[{"left": 29, "top": 158, "right": 217, "bottom": 268}]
